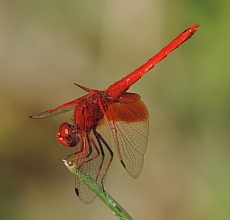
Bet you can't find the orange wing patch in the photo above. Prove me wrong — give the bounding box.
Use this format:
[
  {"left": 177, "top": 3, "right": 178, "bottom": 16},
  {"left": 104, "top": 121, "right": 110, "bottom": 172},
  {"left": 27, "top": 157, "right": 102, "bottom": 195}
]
[{"left": 106, "top": 92, "right": 148, "bottom": 123}]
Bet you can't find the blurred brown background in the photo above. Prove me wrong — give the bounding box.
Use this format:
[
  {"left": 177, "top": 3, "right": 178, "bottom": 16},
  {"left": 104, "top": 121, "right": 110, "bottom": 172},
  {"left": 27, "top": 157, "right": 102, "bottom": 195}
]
[{"left": 1, "top": 1, "right": 230, "bottom": 219}]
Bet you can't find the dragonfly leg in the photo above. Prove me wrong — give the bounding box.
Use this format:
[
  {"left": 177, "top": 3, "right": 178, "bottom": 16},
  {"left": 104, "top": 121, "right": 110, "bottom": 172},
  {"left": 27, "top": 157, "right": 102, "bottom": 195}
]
[
  {"left": 92, "top": 130, "right": 107, "bottom": 185},
  {"left": 83, "top": 132, "right": 100, "bottom": 164},
  {"left": 94, "top": 130, "right": 114, "bottom": 184},
  {"left": 71, "top": 132, "right": 101, "bottom": 170},
  {"left": 65, "top": 133, "right": 88, "bottom": 163},
  {"left": 65, "top": 151, "right": 83, "bottom": 161}
]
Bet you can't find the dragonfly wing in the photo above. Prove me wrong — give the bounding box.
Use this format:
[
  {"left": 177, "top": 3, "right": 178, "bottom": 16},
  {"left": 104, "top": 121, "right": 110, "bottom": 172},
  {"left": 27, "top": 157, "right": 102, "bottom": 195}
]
[
  {"left": 74, "top": 128, "right": 113, "bottom": 203},
  {"left": 75, "top": 164, "right": 96, "bottom": 203},
  {"left": 29, "top": 99, "right": 78, "bottom": 119},
  {"left": 104, "top": 92, "right": 149, "bottom": 178}
]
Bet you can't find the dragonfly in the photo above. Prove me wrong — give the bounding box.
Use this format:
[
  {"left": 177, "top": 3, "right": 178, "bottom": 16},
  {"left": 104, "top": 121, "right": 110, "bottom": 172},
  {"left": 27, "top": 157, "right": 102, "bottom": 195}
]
[{"left": 30, "top": 24, "right": 199, "bottom": 203}]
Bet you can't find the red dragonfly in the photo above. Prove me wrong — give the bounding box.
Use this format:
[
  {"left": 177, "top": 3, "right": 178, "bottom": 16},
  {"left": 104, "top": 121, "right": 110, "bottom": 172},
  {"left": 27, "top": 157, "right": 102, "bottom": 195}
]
[{"left": 30, "top": 24, "right": 199, "bottom": 203}]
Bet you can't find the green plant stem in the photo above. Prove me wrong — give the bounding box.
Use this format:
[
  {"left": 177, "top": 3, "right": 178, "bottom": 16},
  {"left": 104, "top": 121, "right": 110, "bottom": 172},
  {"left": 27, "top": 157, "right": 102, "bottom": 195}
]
[{"left": 63, "top": 160, "right": 134, "bottom": 220}]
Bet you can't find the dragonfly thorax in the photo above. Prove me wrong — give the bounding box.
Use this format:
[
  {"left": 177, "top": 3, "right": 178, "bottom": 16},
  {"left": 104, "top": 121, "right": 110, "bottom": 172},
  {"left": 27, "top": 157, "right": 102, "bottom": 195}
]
[{"left": 74, "top": 91, "right": 116, "bottom": 131}]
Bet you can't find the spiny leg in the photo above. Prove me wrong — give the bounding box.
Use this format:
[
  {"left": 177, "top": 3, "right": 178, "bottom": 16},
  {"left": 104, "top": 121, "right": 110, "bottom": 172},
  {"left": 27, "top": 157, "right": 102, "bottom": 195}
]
[
  {"left": 92, "top": 129, "right": 106, "bottom": 185},
  {"left": 94, "top": 129, "right": 114, "bottom": 190}
]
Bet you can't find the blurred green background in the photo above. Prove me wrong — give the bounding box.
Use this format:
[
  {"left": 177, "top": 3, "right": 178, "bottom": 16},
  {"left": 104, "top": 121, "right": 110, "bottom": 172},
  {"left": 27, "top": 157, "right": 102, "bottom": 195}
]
[{"left": 1, "top": 0, "right": 230, "bottom": 219}]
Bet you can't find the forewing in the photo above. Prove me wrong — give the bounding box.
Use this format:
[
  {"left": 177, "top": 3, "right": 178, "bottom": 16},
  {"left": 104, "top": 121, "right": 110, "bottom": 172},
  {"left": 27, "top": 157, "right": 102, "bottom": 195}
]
[
  {"left": 29, "top": 99, "right": 78, "bottom": 119},
  {"left": 104, "top": 92, "right": 149, "bottom": 178}
]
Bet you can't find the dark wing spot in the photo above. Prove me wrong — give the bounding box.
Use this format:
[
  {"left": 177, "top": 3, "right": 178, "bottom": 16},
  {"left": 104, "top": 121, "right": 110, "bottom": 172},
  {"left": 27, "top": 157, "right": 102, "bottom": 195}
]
[
  {"left": 120, "top": 160, "right": 126, "bottom": 168},
  {"left": 75, "top": 188, "right": 80, "bottom": 196}
]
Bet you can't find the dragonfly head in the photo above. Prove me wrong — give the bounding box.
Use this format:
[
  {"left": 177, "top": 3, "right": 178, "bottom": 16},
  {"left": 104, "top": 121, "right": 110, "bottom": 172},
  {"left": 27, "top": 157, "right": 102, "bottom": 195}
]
[{"left": 56, "top": 122, "right": 79, "bottom": 147}]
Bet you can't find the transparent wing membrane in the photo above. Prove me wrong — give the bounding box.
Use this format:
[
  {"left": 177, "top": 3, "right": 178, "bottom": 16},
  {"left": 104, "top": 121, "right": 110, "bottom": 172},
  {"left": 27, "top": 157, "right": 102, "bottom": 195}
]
[{"left": 104, "top": 93, "right": 149, "bottom": 178}]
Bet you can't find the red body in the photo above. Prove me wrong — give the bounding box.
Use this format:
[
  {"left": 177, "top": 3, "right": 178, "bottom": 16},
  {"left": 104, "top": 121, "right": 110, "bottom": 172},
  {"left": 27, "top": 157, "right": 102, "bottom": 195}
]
[{"left": 30, "top": 24, "right": 199, "bottom": 203}]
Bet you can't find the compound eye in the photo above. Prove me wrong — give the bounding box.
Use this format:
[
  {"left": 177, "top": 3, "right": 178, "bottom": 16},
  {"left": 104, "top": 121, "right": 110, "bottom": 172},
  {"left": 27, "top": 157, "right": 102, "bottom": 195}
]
[
  {"left": 59, "top": 122, "right": 71, "bottom": 138},
  {"left": 56, "top": 122, "right": 78, "bottom": 147}
]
